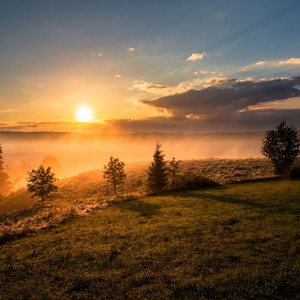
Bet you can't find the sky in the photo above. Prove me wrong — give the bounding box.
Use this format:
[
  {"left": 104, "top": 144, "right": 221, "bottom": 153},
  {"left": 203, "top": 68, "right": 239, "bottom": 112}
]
[{"left": 0, "top": 0, "right": 300, "bottom": 133}]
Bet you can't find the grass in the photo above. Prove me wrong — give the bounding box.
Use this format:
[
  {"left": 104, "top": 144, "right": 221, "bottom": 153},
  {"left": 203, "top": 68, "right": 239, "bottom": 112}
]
[
  {"left": 0, "top": 158, "right": 274, "bottom": 216},
  {"left": 0, "top": 189, "right": 36, "bottom": 213},
  {"left": 0, "top": 179, "right": 299, "bottom": 299}
]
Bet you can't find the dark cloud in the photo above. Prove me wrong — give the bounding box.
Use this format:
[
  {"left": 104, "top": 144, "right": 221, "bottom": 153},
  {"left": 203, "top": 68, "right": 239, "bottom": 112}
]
[
  {"left": 1, "top": 110, "right": 300, "bottom": 134},
  {"left": 142, "top": 77, "right": 300, "bottom": 119},
  {"left": 115, "top": 109, "right": 300, "bottom": 132}
]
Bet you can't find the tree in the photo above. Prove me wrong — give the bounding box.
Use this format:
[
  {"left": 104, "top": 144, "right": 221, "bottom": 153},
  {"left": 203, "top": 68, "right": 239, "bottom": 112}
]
[
  {"left": 103, "top": 157, "right": 126, "bottom": 195},
  {"left": 261, "top": 121, "right": 300, "bottom": 175},
  {"left": 147, "top": 143, "right": 168, "bottom": 194},
  {"left": 27, "top": 165, "right": 58, "bottom": 205},
  {"left": 0, "top": 143, "right": 11, "bottom": 198},
  {"left": 168, "top": 157, "right": 180, "bottom": 190}
]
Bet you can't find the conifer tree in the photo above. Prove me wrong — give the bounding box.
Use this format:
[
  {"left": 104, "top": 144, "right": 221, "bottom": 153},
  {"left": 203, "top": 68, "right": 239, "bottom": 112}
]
[{"left": 147, "top": 143, "right": 168, "bottom": 194}]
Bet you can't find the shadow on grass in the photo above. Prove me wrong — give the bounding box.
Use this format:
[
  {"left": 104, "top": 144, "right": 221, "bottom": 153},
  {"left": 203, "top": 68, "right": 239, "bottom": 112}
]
[
  {"left": 118, "top": 200, "right": 161, "bottom": 218},
  {"left": 199, "top": 192, "right": 271, "bottom": 209},
  {"left": 171, "top": 182, "right": 299, "bottom": 213},
  {"left": 171, "top": 186, "right": 272, "bottom": 210}
]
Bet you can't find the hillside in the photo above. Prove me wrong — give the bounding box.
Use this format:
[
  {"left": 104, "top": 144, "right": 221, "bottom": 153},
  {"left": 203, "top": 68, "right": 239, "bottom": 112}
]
[
  {"left": 0, "top": 158, "right": 275, "bottom": 241},
  {"left": 0, "top": 180, "right": 299, "bottom": 299}
]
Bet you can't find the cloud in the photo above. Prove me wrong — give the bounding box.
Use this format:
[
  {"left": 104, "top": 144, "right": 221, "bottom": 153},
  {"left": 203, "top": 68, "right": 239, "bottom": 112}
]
[
  {"left": 128, "top": 47, "right": 135, "bottom": 52},
  {"left": 114, "top": 74, "right": 122, "bottom": 78},
  {"left": 0, "top": 109, "right": 14, "bottom": 113},
  {"left": 241, "top": 57, "right": 300, "bottom": 71},
  {"left": 132, "top": 80, "right": 170, "bottom": 95},
  {"left": 194, "top": 70, "right": 222, "bottom": 76},
  {"left": 142, "top": 77, "right": 300, "bottom": 119},
  {"left": 186, "top": 52, "right": 206, "bottom": 61},
  {"left": 279, "top": 58, "right": 300, "bottom": 65},
  {"left": 254, "top": 61, "right": 266, "bottom": 66},
  {"left": 1, "top": 108, "right": 300, "bottom": 134}
]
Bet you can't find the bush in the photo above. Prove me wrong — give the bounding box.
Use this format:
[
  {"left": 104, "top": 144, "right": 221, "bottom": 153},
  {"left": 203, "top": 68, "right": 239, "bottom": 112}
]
[{"left": 174, "top": 172, "right": 220, "bottom": 191}]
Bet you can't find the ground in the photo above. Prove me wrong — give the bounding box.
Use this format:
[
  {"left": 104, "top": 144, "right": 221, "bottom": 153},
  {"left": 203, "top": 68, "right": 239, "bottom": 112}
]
[{"left": 0, "top": 178, "right": 299, "bottom": 299}]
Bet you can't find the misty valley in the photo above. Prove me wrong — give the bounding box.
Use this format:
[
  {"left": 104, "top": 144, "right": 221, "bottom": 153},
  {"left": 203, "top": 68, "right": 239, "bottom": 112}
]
[
  {"left": 1, "top": 131, "right": 265, "bottom": 193},
  {"left": 0, "top": 127, "right": 299, "bottom": 299}
]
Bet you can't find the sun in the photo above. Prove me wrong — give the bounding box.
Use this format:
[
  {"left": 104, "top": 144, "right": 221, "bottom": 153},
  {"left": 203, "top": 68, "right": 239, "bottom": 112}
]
[{"left": 75, "top": 106, "right": 94, "bottom": 122}]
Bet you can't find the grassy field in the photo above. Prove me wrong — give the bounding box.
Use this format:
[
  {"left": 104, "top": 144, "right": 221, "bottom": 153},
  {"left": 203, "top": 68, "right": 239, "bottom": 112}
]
[{"left": 0, "top": 179, "right": 299, "bottom": 299}]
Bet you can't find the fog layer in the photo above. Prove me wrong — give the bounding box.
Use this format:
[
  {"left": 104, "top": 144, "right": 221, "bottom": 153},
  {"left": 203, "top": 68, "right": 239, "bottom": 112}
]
[{"left": 1, "top": 132, "right": 264, "bottom": 190}]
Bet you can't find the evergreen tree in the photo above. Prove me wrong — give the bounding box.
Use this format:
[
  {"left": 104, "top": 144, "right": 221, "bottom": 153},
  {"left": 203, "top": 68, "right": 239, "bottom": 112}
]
[
  {"left": 147, "top": 143, "right": 168, "bottom": 194},
  {"left": 27, "top": 165, "right": 58, "bottom": 205},
  {"left": 262, "top": 121, "right": 300, "bottom": 175},
  {"left": 168, "top": 157, "right": 180, "bottom": 190},
  {"left": 0, "top": 143, "right": 11, "bottom": 198},
  {"left": 103, "top": 157, "right": 126, "bottom": 195}
]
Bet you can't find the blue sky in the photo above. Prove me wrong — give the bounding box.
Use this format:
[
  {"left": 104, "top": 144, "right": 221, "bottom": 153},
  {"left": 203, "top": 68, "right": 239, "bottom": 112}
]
[{"left": 0, "top": 0, "right": 300, "bottom": 132}]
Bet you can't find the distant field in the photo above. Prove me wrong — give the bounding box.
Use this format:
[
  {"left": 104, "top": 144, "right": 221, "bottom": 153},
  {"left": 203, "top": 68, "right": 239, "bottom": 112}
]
[{"left": 0, "top": 180, "right": 299, "bottom": 299}]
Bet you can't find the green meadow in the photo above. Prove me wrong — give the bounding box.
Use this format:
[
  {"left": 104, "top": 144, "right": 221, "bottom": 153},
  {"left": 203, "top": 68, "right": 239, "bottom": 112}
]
[{"left": 1, "top": 179, "right": 299, "bottom": 299}]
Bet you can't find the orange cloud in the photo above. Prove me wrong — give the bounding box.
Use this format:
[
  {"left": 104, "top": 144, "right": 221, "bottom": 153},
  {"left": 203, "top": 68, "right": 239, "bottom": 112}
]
[{"left": 186, "top": 52, "right": 206, "bottom": 61}]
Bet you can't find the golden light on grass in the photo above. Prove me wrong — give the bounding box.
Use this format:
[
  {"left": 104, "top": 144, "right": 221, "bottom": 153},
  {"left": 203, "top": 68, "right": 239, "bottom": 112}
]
[{"left": 75, "top": 105, "right": 94, "bottom": 122}]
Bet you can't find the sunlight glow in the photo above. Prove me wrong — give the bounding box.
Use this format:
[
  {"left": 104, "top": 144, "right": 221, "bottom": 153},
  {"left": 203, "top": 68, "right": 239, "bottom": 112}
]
[{"left": 75, "top": 106, "right": 94, "bottom": 122}]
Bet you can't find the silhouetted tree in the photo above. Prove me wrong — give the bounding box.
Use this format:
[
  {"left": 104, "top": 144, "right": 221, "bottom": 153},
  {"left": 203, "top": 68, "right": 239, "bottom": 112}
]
[
  {"left": 168, "top": 157, "right": 180, "bottom": 190},
  {"left": 261, "top": 121, "right": 300, "bottom": 175},
  {"left": 147, "top": 143, "right": 168, "bottom": 194},
  {"left": 103, "top": 157, "right": 126, "bottom": 195},
  {"left": 0, "top": 143, "right": 10, "bottom": 198},
  {"left": 27, "top": 165, "right": 58, "bottom": 205}
]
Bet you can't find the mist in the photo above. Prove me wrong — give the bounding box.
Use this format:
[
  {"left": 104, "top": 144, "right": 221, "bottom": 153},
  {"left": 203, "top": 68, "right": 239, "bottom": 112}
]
[{"left": 0, "top": 131, "right": 264, "bottom": 191}]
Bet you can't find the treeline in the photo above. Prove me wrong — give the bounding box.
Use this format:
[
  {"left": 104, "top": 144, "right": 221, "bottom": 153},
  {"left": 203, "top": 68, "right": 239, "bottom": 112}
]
[{"left": 103, "top": 143, "right": 219, "bottom": 197}]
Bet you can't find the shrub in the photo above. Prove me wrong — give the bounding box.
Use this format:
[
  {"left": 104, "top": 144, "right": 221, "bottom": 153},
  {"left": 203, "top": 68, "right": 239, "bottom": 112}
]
[{"left": 174, "top": 171, "right": 219, "bottom": 191}]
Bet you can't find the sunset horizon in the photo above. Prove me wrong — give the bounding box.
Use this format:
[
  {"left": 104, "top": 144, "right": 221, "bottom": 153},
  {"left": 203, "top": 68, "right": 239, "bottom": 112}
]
[
  {"left": 1, "top": 2, "right": 300, "bottom": 298},
  {"left": 1, "top": 0, "right": 300, "bottom": 133}
]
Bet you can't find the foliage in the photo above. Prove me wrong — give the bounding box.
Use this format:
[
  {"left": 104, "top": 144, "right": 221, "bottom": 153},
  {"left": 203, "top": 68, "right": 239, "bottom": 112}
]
[
  {"left": 168, "top": 157, "right": 180, "bottom": 190},
  {"left": 103, "top": 157, "right": 126, "bottom": 195},
  {"left": 290, "top": 158, "right": 300, "bottom": 179},
  {"left": 147, "top": 143, "right": 168, "bottom": 194},
  {"left": 175, "top": 171, "right": 219, "bottom": 191},
  {"left": 261, "top": 121, "right": 300, "bottom": 175},
  {"left": 27, "top": 165, "right": 58, "bottom": 205},
  {"left": 0, "top": 143, "right": 11, "bottom": 198},
  {"left": 0, "top": 180, "right": 299, "bottom": 299}
]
